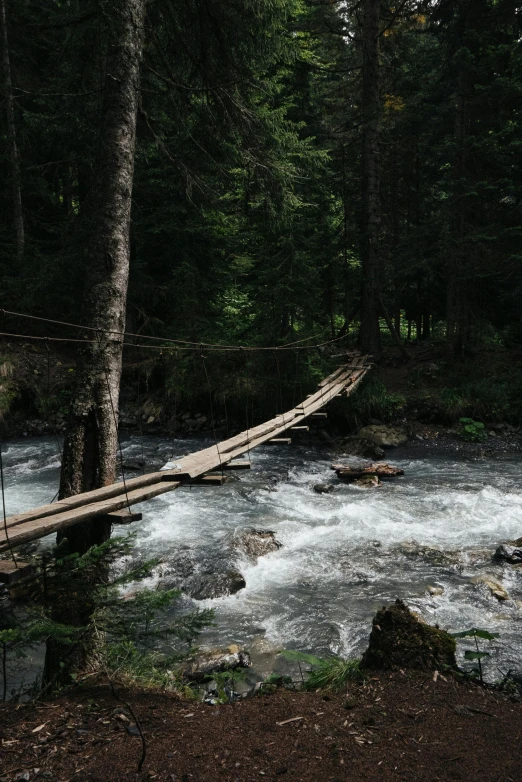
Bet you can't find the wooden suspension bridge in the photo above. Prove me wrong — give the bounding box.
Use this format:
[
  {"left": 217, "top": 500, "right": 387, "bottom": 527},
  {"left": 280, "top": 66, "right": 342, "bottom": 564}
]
[{"left": 0, "top": 352, "right": 371, "bottom": 568}]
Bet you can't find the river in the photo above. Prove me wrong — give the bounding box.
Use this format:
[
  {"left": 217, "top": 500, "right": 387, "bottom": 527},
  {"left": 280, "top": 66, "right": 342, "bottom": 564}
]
[{"left": 2, "top": 434, "right": 522, "bottom": 687}]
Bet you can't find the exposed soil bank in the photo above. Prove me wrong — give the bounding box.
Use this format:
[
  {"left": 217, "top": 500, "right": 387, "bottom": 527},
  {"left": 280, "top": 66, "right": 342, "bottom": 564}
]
[{"left": 1, "top": 673, "right": 521, "bottom": 781}]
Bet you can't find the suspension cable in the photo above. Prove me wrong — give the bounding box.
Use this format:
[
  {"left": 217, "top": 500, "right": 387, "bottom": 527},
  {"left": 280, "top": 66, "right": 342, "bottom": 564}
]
[{"left": 0, "top": 309, "right": 349, "bottom": 352}]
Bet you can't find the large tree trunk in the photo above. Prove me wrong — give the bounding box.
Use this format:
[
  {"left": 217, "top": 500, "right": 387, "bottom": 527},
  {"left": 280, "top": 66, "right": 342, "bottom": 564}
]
[
  {"left": 358, "top": 0, "right": 381, "bottom": 355},
  {"left": 58, "top": 0, "right": 146, "bottom": 554},
  {"left": 0, "top": 0, "right": 24, "bottom": 262},
  {"left": 44, "top": 0, "right": 146, "bottom": 692}
]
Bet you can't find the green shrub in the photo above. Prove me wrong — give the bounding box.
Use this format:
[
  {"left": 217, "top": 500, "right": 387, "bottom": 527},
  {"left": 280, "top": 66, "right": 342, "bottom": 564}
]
[{"left": 458, "top": 417, "right": 487, "bottom": 442}]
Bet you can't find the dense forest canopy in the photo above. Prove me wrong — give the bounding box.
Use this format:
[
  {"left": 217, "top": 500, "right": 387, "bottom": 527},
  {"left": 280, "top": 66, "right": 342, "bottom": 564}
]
[{"left": 1, "top": 0, "right": 522, "bottom": 354}]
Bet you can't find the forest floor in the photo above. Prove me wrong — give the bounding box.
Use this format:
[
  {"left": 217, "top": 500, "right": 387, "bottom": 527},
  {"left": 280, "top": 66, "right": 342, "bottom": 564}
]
[{"left": 1, "top": 671, "right": 521, "bottom": 782}]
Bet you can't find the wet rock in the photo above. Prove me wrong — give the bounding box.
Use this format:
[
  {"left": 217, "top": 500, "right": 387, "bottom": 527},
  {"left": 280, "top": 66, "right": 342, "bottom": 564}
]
[
  {"left": 333, "top": 462, "right": 403, "bottom": 481},
  {"left": 313, "top": 483, "right": 335, "bottom": 494},
  {"left": 427, "top": 585, "right": 444, "bottom": 597},
  {"left": 235, "top": 529, "right": 282, "bottom": 560},
  {"left": 122, "top": 461, "right": 144, "bottom": 471},
  {"left": 182, "top": 644, "right": 251, "bottom": 681},
  {"left": 361, "top": 599, "right": 456, "bottom": 671},
  {"left": 471, "top": 575, "right": 509, "bottom": 601},
  {"left": 494, "top": 538, "right": 522, "bottom": 564},
  {"left": 334, "top": 436, "right": 384, "bottom": 459},
  {"left": 399, "top": 541, "right": 460, "bottom": 567},
  {"left": 357, "top": 425, "right": 409, "bottom": 448},
  {"left": 355, "top": 474, "right": 380, "bottom": 488},
  {"left": 187, "top": 569, "right": 246, "bottom": 600}
]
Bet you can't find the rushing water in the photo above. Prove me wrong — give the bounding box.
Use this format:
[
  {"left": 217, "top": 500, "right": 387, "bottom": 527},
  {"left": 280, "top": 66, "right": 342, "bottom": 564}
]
[{"left": 2, "top": 435, "right": 522, "bottom": 683}]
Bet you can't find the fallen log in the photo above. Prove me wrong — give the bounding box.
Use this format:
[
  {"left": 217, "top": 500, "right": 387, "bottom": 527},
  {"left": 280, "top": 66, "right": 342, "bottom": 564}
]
[{"left": 332, "top": 462, "right": 404, "bottom": 481}]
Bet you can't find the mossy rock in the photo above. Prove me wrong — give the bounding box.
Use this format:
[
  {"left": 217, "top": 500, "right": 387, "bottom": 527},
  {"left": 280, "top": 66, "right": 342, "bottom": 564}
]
[{"left": 361, "top": 599, "right": 456, "bottom": 671}]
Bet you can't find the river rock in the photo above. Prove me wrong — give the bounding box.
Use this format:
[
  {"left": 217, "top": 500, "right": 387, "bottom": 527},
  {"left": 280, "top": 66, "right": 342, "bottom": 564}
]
[
  {"left": 313, "top": 483, "right": 335, "bottom": 494},
  {"left": 471, "top": 575, "right": 509, "bottom": 601},
  {"left": 181, "top": 644, "right": 251, "bottom": 681},
  {"left": 494, "top": 538, "right": 522, "bottom": 564},
  {"left": 361, "top": 599, "right": 456, "bottom": 671},
  {"left": 427, "top": 585, "right": 444, "bottom": 596},
  {"left": 399, "top": 541, "right": 460, "bottom": 567},
  {"left": 235, "top": 529, "right": 282, "bottom": 560},
  {"left": 355, "top": 474, "right": 380, "bottom": 488},
  {"left": 357, "top": 425, "right": 409, "bottom": 448},
  {"left": 188, "top": 570, "right": 246, "bottom": 600},
  {"left": 334, "top": 436, "right": 385, "bottom": 459}
]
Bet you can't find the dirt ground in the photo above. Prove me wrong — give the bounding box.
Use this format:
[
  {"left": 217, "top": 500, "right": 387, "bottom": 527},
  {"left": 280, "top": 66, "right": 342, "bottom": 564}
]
[{"left": 1, "top": 672, "right": 520, "bottom": 782}]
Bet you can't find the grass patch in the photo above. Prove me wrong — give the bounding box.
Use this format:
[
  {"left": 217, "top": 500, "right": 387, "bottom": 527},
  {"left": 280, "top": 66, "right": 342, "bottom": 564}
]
[
  {"left": 303, "top": 657, "right": 362, "bottom": 691},
  {"left": 280, "top": 650, "right": 362, "bottom": 692}
]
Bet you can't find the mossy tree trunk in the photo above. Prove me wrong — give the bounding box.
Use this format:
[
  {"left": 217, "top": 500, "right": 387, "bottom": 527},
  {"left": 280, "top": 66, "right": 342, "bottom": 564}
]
[{"left": 58, "top": 0, "right": 146, "bottom": 554}]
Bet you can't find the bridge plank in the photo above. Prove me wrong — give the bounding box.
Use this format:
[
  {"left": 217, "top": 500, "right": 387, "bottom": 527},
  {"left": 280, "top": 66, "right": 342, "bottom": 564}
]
[{"left": 0, "top": 481, "right": 182, "bottom": 550}]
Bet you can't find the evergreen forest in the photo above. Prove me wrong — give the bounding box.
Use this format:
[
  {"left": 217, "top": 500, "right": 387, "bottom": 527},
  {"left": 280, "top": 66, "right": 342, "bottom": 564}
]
[{"left": 2, "top": 0, "right": 521, "bottom": 365}]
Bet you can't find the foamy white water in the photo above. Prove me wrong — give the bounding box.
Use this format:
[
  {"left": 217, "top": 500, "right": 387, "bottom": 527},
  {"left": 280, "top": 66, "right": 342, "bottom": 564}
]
[{"left": 2, "top": 435, "right": 522, "bottom": 680}]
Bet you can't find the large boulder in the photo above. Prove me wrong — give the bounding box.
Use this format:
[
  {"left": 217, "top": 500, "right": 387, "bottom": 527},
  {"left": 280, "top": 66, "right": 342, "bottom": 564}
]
[
  {"left": 181, "top": 644, "right": 251, "bottom": 681},
  {"left": 361, "top": 599, "right": 456, "bottom": 671},
  {"left": 235, "top": 529, "right": 282, "bottom": 561},
  {"left": 357, "top": 425, "right": 408, "bottom": 448}
]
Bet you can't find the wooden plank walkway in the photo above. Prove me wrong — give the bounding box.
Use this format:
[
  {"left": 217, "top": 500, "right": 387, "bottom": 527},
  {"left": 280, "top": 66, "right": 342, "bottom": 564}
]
[{"left": 0, "top": 353, "right": 371, "bottom": 553}]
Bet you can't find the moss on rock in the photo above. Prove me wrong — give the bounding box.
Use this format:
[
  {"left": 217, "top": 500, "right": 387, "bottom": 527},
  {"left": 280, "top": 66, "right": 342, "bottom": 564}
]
[{"left": 361, "top": 599, "right": 456, "bottom": 671}]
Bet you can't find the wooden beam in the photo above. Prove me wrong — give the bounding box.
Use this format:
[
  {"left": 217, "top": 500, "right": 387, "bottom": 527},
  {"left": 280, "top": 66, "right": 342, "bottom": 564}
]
[
  {"left": 212, "top": 461, "right": 251, "bottom": 471},
  {"left": 291, "top": 426, "right": 309, "bottom": 431},
  {"left": 104, "top": 509, "right": 143, "bottom": 524},
  {"left": 266, "top": 438, "right": 291, "bottom": 445},
  {"left": 0, "top": 560, "right": 35, "bottom": 585},
  {"left": 189, "top": 474, "right": 230, "bottom": 485}
]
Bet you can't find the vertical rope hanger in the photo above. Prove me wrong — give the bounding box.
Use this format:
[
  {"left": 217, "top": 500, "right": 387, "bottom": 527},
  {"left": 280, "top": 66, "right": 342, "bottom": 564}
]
[
  {"left": 44, "top": 338, "right": 62, "bottom": 505},
  {"left": 200, "top": 347, "right": 223, "bottom": 476},
  {"left": 167, "top": 347, "right": 178, "bottom": 463},
  {"left": 135, "top": 339, "right": 146, "bottom": 475},
  {"left": 241, "top": 347, "right": 251, "bottom": 464},
  {"left": 292, "top": 348, "right": 300, "bottom": 410},
  {"left": 0, "top": 437, "right": 17, "bottom": 568},
  {"left": 45, "top": 338, "right": 63, "bottom": 462},
  {"left": 275, "top": 349, "right": 287, "bottom": 432}
]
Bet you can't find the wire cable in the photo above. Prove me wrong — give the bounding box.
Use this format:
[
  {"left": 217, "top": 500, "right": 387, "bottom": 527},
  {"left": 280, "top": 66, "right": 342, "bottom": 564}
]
[
  {"left": 0, "top": 309, "right": 349, "bottom": 352},
  {"left": 0, "top": 328, "right": 349, "bottom": 353}
]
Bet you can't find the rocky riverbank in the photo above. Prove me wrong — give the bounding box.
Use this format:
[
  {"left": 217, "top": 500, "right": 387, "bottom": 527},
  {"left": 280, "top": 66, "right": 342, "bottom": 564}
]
[{"left": 2, "top": 602, "right": 521, "bottom": 782}]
